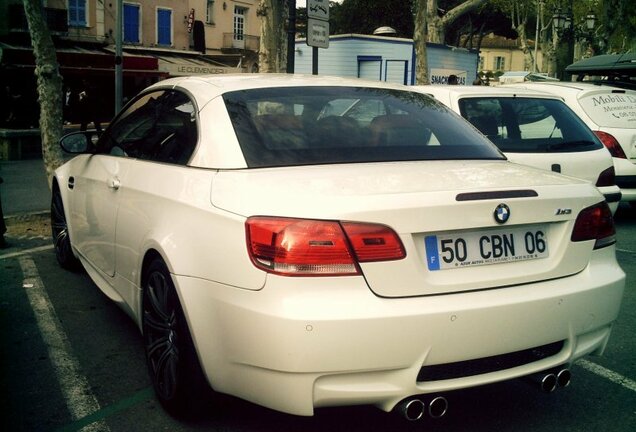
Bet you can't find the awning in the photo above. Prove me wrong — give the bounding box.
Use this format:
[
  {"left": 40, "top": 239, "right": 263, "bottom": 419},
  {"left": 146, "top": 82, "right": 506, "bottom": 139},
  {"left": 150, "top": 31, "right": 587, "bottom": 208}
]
[
  {"left": 0, "top": 43, "right": 167, "bottom": 77},
  {"left": 566, "top": 53, "right": 636, "bottom": 75},
  {"left": 155, "top": 54, "right": 240, "bottom": 76},
  {"left": 105, "top": 46, "right": 243, "bottom": 77}
]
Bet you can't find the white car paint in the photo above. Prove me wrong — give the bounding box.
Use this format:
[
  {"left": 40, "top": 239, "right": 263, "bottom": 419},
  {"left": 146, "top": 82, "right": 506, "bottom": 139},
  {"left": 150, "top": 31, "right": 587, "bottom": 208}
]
[
  {"left": 504, "top": 82, "right": 636, "bottom": 203},
  {"left": 415, "top": 85, "right": 621, "bottom": 213},
  {"left": 53, "top": 75, "right": 625, "bottom": 417}
]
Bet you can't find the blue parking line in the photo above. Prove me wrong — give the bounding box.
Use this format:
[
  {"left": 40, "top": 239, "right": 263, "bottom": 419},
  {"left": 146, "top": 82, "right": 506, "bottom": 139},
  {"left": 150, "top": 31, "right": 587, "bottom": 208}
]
[{"left": 56, "top": 387, "right": 154, "bottom": 432}]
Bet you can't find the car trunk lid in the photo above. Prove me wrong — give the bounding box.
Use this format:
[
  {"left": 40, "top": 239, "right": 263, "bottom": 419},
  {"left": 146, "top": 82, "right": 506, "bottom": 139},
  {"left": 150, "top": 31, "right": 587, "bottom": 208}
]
[{"left": 211, "top": 161, "right": 605, "bottom": 296}]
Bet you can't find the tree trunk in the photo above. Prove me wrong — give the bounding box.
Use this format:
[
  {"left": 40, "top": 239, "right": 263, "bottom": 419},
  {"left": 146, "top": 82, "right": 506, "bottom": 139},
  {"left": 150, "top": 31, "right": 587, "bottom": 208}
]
[
  {"left": 510, "top": 5, "right": 534, "bottom": 71},
  {"left": 258, "top": 0, "right": 289, "bottom": 73},
  {"left": 427, "top": 0, "right": 488, "bottom": 44},
  {"left": 414, "top": 0, "right": 429, "bottom": 84},
  {"left": 22, "top": 0, "right": 64, "bottom": 187}
]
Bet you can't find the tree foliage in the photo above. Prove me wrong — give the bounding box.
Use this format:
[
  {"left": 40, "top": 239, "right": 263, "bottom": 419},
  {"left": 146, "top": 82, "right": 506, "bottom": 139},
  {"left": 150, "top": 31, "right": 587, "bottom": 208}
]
[{"left": 329, "top": 0, "right": 415, "bottom": 37}]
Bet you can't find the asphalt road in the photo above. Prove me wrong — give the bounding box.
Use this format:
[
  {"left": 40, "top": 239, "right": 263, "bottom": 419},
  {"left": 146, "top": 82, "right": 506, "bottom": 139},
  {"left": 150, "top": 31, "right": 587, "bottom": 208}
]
[{"left": 1, "top": 207, "right": 635, "bottom": 432}]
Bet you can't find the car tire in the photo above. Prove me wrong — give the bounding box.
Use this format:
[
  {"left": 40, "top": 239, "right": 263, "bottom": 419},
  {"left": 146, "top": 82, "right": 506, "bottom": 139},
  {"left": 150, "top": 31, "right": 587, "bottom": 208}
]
[
  {"left": 142, "top": 258, "right": 209, "bottom": 416},
  {"left": 51, "top": 184, "right": 81, "bottom": 271}
]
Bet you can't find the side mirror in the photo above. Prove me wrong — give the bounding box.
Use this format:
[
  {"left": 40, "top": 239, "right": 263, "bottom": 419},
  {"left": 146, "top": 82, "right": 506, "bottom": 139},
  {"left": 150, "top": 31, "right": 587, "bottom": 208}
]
[{"left": 59, "top": 131, "right": 100, "bottom": 153}]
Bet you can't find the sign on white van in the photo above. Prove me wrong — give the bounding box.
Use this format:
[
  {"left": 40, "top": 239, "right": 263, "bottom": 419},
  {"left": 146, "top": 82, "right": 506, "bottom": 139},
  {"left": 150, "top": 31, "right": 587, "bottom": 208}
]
[{"left": 579, "top": 91, "right": 636, "bottom": 129}]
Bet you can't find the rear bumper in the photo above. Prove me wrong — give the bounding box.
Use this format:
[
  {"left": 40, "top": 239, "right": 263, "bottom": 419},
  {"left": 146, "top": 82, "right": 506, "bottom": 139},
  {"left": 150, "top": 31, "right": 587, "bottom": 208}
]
[
  {"left": 598, "top": 185, "right": 622, "bottom": 213},
  {"left": 614, "top": 157, "right": 636, "bottom": 201},
  {"left": 175, "top": 247, "right": 625, "bottom": 416}
]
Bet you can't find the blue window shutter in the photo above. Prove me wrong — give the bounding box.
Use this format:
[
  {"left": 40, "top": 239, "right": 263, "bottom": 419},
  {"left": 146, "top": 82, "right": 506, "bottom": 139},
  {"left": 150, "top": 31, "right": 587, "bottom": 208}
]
[
  {"left": 157, "top": 9, "right": 172, "bottom": 45},
  {"left": 124, "top": 4, "right": 140, "bottom": 43}
]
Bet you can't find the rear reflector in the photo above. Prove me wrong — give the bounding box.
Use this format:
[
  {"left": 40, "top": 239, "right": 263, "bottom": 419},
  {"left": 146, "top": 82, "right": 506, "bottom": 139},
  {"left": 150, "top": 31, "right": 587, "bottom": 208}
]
[
  {"left": 595, "top": 166, "right": 616, "bottom": 187},
  {"left": 571, "top": 202, "right": 616, "bottom": 249},
  {"left": 246, "top": 217, "right": 405, "bottom": 276},
  {"left": 594, "top": 131, "right": 627, "bottom": 159}
]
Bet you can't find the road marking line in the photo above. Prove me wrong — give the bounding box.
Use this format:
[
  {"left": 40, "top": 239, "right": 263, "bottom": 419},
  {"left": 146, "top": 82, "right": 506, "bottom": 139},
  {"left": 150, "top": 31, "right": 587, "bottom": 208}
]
[
  {"left": 577, "top": 359, "right": 636, "bottom": 393},
  {"left": 57, "top": 387, "right": 154, "bottom": 432},
  {"left": 0, "top": 244, "right": 54, "bottom": 260},
  {"left": 616, "top": 248, "right": 636, "bottom": 254},
  {"left": 19, "top": 256, "right": 110, "bottom": 432}
]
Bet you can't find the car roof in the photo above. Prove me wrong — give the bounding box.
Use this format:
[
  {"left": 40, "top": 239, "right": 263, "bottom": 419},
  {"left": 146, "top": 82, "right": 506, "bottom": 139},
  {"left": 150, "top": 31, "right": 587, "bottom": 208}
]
[
  {"left": 504, "top": 81, "right": 636, "bottom": 95},
  {"left": 146, "top": 74, "right": 417, "bottom": 108},
  {"left": 414, "top": 85, "right": 563, "bottom": 100}
]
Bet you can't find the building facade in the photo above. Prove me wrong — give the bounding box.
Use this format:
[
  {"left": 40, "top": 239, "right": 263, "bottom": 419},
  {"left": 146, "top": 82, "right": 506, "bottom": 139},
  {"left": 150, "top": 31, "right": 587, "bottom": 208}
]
[
  {"left": 477, "top": 33, "right": 544, "bottom": 77},
  {"left": 0, "top": 0, "right": 262, "bottom": 132},
  {"left": 294, "top": 34, "right": 479, "bottom": 86},
  {"left": 189, "top": 0, "right": 260, "bottom": 72}
]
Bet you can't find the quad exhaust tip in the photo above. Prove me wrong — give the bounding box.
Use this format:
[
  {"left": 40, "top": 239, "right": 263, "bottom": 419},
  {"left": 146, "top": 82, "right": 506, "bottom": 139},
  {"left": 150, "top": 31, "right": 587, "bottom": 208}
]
[
  {"left": 396, "top": 396, "right": 448, "bottom": 421},
  {"left": 527, "top": 367, "right": 571, "bottom": 393}
]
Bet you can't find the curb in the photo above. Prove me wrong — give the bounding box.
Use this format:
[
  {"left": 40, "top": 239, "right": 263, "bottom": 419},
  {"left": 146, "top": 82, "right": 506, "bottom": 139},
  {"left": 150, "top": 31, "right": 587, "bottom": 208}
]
[{"left": 5, "top": 210, "right": 50, "bottom": 226}]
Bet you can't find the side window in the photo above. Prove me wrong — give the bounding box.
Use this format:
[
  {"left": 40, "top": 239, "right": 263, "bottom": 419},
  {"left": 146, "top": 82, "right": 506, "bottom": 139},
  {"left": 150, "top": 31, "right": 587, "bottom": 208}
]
[{"left": 98, "top": 90, "right": 197, "bottom": 165}]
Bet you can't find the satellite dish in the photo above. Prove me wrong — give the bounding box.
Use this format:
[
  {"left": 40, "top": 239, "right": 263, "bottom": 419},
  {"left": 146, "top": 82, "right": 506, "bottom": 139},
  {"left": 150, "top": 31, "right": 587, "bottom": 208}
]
[{"left": 373, "top": 26, "right": 397, "bottom": 36}]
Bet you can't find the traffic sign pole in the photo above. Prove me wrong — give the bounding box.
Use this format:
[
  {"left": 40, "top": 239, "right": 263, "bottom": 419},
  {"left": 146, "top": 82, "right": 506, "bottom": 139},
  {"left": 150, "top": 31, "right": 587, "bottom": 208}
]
[{"left": 307, "top": 0, "right": 329, "bottom": 75}]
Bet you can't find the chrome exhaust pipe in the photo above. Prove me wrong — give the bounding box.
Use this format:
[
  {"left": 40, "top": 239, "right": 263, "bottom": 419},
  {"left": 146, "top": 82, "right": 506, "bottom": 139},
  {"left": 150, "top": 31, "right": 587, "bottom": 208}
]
[
  {"left": 557, "top": 368, "right": 571, "bottom": 388},
  {"left": 539, "top": 373, "right": 558, "bottom": 393},
  {"left": 396, "top": 398, "right": 426, "bottom": 421},
  {"left": 526, "top": 372, "right": 558, "bottom": 393},
  {"left": 428, "top": 396, "right": 448, "bottom": 419}
]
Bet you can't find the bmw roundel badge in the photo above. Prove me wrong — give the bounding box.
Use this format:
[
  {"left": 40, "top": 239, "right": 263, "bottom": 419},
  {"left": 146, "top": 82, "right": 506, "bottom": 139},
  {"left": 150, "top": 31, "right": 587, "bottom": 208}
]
[{"left": 494, "top": 203, "right": 511, "bottom": 224}]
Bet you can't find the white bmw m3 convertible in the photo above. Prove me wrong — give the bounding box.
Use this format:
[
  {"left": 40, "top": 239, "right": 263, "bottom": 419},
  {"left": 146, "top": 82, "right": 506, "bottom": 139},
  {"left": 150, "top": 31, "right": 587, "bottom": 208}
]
[{"left": 51, "top": 75, "right": 625, "bottom": 420}]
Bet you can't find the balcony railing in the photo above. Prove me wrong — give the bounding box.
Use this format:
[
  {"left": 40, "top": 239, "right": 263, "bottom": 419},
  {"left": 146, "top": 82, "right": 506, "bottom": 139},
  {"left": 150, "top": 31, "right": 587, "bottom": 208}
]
[
  {"left": 222, "top": 33, "right": 260, "bottom": 52},
  {"left": 9, "top": 4, "right": 68, "bottom": 34}
]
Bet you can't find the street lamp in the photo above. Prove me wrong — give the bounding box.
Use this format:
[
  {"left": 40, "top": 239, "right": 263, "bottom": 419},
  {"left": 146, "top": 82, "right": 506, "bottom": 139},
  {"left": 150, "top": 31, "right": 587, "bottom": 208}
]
[
  {"left": 553, "top": 9, "right": 596, "bottom": 39},
  {"left": 552, "top": 7, "right": 597, "bottom": 79},
  {"left": 585, "top": 12, "right": 596, "bottom": 31},
  {"left": 552, "top": 9, "right": 565, "bottom": 31}
]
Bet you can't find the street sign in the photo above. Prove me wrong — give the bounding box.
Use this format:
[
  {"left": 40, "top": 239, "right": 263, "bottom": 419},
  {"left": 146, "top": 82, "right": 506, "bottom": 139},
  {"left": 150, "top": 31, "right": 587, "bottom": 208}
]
[
  {"left": 307, "top": 0, "right": 329, "bottom": 21},
  {"left": 307, "top": 18, "right": 329, "bottom": 49}
]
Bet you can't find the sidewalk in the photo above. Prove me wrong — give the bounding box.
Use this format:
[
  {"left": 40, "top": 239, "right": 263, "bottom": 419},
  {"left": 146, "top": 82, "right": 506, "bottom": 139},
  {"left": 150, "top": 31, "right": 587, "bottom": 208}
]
[{"left": 0, "top": 159, "right": 51, "bottom": 217}]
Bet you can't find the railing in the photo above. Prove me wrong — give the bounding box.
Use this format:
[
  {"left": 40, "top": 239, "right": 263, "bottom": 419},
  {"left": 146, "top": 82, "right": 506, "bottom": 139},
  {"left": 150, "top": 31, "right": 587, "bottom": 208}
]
[
  {"left": 222, "top": 33, "right": 260, "bottom": 51},
  {"left": 8, "top": 5, "right": 68, "bottom": 34}
]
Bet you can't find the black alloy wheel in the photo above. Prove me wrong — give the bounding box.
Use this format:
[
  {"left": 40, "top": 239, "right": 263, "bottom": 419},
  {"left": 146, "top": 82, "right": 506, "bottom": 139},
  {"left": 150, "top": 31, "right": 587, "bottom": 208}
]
[
  {"left": 143, "top": 259, "right": 207, "bottom": 415},
  {"left": 51, "top": 184, "right": 81, "bottom": 270}
]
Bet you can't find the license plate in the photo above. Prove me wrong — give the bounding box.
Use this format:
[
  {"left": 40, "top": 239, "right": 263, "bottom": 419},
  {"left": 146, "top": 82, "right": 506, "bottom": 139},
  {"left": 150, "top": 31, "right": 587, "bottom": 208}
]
[{"left": 425, "top": 225, "right": 549, "bottom": 271}]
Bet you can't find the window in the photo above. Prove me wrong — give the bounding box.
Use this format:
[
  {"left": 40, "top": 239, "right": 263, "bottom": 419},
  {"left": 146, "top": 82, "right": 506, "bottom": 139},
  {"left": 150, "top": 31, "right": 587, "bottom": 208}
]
[
  {"left": 493, "top": 56, "right": 506, "bottom": 71},
  {"left": 157, "top": 8, "right": 172, "bottom": 46},
  {"left": 206, "top": 0, "right": 215, "bottom": 24},
  {"left": 458, "top": 97, "right": 603, "bottom": 153},
  {"left": 69, "top": 0, "right": 87, "bottom": 27},
  {"left": 222, "top": 86, "right": 503, "bottom": 168},
  {"left": 98, "top": 90, "right": 198, "bottom": 165},
  {"left": 123, "top": 3, "right": 141, "bottom": 44},
  {"left": 233, "top": 6, "right": 246, "bottom": 46}
]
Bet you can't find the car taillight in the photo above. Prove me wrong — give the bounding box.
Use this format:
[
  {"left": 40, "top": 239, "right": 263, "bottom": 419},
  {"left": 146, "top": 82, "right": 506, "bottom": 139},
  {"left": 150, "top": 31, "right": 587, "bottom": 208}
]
[
  {"left": 571, "top": 202, "right": 616, "bottom": 249},
  {"left": 595, "top": 166, "right": 616, "bottom": 187},
  {"left": 246, "top": 217, "right": 406, "bottom": 276},
  {"left": 594, "top": 131, "right": 627, "bottom": 159}
]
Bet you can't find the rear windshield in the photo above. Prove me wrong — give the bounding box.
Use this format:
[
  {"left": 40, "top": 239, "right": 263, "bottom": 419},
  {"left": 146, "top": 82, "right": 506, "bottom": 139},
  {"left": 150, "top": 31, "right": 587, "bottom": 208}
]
[
  {"left": 458, "top": 97, "right": 604, "bottom": 153},
  {"left": 578, "top": 91, "right": 636, "bottom": 129},
  {"left": 222, "top": 86, "right": 503, "bottom": 168}
]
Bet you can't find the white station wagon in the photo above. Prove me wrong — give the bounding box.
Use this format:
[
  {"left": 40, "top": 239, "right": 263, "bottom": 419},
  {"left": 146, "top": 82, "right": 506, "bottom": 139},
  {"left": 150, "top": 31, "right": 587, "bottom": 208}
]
[
  {"left": 416, "top": 85, "right": 621, "bottom": 213},
  {"left": 52, "top": 75, "right": 625, "bottom": 421}
]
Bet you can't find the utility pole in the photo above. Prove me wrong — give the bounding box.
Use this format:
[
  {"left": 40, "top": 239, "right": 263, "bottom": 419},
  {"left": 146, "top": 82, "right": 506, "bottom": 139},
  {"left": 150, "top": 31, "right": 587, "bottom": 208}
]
[
  {"left": 115, "top": 0, "right": 123, "bottom": 114},
  {"left": 286, "top": 0, "right": 296, "bottom": 73}
]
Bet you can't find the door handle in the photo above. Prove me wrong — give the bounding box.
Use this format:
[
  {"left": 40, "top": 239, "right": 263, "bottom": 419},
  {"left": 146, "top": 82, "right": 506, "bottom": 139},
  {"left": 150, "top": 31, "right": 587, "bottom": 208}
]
[
  {"left": 68, "top": 176, "right": 75, "bottom": 190},
  {"left": 108, "top": 177, "right": 121, "bottom": 190}
]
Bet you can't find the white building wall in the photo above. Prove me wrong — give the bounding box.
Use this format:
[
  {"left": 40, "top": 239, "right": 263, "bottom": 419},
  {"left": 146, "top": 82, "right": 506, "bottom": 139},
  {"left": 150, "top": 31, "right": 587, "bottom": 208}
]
[{"left": 294, "top": 34, "right": 478, "bottom": 85}]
